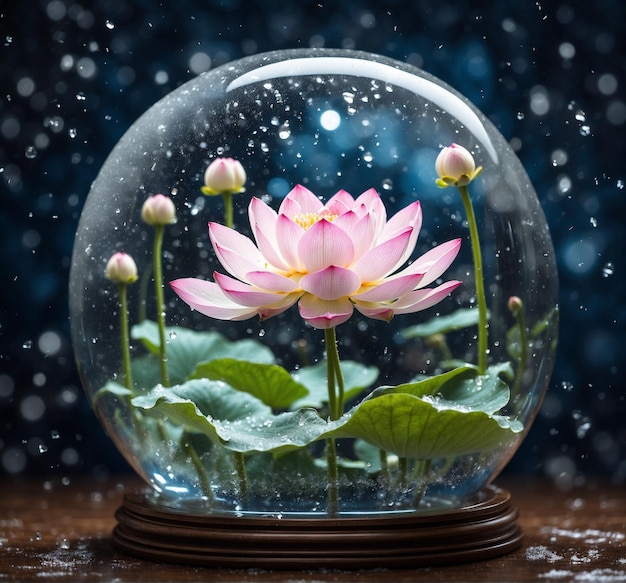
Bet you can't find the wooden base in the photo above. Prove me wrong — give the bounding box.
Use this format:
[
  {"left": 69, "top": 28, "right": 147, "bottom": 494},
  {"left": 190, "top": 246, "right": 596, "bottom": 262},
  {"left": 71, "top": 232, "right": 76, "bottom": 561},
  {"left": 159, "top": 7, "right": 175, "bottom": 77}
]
[{"left": 113, "top": 485, "right": 522, "bottom": 569}]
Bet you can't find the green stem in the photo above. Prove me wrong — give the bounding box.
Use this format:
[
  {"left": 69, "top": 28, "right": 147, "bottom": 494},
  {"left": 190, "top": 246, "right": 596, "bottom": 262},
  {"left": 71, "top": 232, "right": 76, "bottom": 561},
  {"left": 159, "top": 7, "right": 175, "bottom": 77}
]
[
  {"left": 324, "top": 327, "right": 345, "bottom": 419},
  {"left": 379, "top": 449, "right": 390, "bottom": 487},
  {"left": 412, "top": 459, "right": 432, "bottom": 509},
  {"left": 182, "top": 433, "right": 214, "bottom": 503},
  {"left": 153, "top": 224, "right": 170, "bottom": 387},
  {"left": 118, "top": 282, "right": 133, "bottom": 390},
  {"left": 233, "top": 452, "right": 249, "bottom": 505},
  {"left": 398, "top": 457, "right": 409, "bottom": 491},
  {"left": 222, "top": 192, "right": 233, "bottom": 228},
  {"left": 512, "top": 306, "right": 528, "bottom": 400},
  {"left": 324, "top": 327, "right": 344, "bottom": 516},
  {"left": 458, "top": 185, "right": 488, "bottom": 374},
  {"left": 325, "top": 438, "right": 339, "bottom": 517},
  {"left": 426, "top": 333, "right": 454, "bottom": 364}
]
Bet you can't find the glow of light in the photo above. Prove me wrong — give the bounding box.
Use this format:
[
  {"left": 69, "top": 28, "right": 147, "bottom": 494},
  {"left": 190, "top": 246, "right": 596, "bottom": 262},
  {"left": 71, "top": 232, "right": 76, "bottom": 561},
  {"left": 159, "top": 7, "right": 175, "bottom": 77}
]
[{"left": 320, "top": 109, "right": 341, "bottom": 131}]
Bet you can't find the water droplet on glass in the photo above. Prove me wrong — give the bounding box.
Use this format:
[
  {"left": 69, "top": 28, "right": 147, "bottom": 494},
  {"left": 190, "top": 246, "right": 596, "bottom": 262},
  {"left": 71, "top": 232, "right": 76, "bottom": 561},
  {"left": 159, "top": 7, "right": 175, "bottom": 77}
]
[
  {"left": 576, "top": 422, "right": 591, "bottom": 439},
  {"left": 69, "top": 128, "right": 77, "bottom": 138},
  {"left": 579, "top": 125, "right": 591, "bottom": 136},
  {"left": 105, "top": 20, "right": 115, "bottom": 29},
  {"left": 278, "top": 124, "right": 291, "bottom": 139},
  {"left": 602, "top": 262, "right": 614, "bottom": 277},
  {"left": 617, "top": 179, "right": 624, "bottom": 190},
  {"left": 516, "top": 112, "right": 525, "bottom": 120},
  {"left": 22, "top": 340, "right": 33, "bottom": 349},
  {"left": 38, "top": 444, "right": 48, "bottom": 454},
  {"left": 574, "top": 109, "right": 586, "bottom": 122},
  {"left": 589, "top": 217, "right": 597, "bottom": 227},
  {"left": 24, "top": 146, "right": 37, "bottom": 159},
  {"left": 381, "top": 178, "right": 393, "bottom": 190},
  {"left": 190, "top": 197, "right": 205, "bottom": 217}
]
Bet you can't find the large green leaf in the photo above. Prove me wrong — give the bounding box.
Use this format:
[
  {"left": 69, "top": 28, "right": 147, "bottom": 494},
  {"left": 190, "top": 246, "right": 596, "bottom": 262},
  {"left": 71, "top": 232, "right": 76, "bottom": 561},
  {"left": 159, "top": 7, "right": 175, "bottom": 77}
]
[
  {"left": 326, "top": 392, "right": 522, "bottom": 459},
  {"left": 131, "top": 379, "right": 329, "bottom": 455},
  {"left": 192, "top": 358, "right": 309, "bottom": 409},
  {"left": 384, "top": 365, "right": 478, "bottom": 399},
  {"left": 133, "top": 379, "right": 270, "bottom": 420},
  {"left": 130, "top": 355, "right": 161, "bottom": 391},
  {"left": 290, "top": 360, "right": 379, "bottom": 409},
  {"left": 131, "top": 320, "right": 275, "bottom": 385},
  {"left": 93, "top": 381, "right": 134, "bottom": 406},
  {"left": 220, "top": 408, "right": 329, "bottom": 454},
  {"left": 370, "top": 364, "right": 514, "bottom": 415},
  {"left": 400, "top": 308, "right": 483, "bottom": 338}
]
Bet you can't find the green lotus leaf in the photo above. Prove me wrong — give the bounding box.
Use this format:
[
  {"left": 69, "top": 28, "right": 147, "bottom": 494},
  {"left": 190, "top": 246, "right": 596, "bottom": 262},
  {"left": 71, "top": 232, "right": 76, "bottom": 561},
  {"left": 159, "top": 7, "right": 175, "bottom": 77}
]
[
  {"left": 192, "top": 358, "right": 309, "bottom": 409},
  {"left": 400, "top": 308, "right": 483, "bottom": 338},
  {"left": 131, "top": 320, "right": 275, "bottom": 384},
  {"left": 93, "top": 380, "right": 134, "bottom": 406},
  {"left": 131, "top": 379, "right": 329, "bottom": 455},
  {"left": 326, "top": 392, "right": 522, "bottom": 459},
  {"left": 219, "top": 407, "right": 329, "bottom": 454},
  {"left": 129, "top": 355, "right": 161, "bottom": 391},
  {"left": 290, "top": 360, "right": 379, "bottom": 409},
  {"left": 371, "top": 363, "right": 514, "bottom": 414}
]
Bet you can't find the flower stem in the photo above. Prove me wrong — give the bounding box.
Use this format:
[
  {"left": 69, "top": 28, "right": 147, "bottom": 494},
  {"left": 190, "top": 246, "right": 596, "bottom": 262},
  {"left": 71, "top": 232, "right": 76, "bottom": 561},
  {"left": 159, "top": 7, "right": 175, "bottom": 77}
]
[
  {"left": 118, "top": 282, "right": 133, "bottom": 390},
  {"left": 398, "top": 457, "right": 408, "bottom": 491},
  {"left": 412, "top": 459, "right": 432, "bottom": 509},
  {"left": 152, "top": 224, "right": 170, "bottom": 387},
  {"left": 233, "top": 451, "right": 249, "bottom": 505},
  {"left": 324, "top": 327, "right": 345, "bottom": 419},
  {"left": 222, "top": 192, "right": 233, "bottom": 229},
  {"left": 325, "top": 437, "right": 339, "bottom": 517},
  {"left": 457, "top": 185, "right": 488, "bottom": 374},
  {"left": 182, "top": 432, "right": 214, "bottom": 503},
  {"left": 379, "top": 449, "right": 390, "bottom": 486},
  {"left": 324, "top": 327, "right": 344, "bottom": 516}
]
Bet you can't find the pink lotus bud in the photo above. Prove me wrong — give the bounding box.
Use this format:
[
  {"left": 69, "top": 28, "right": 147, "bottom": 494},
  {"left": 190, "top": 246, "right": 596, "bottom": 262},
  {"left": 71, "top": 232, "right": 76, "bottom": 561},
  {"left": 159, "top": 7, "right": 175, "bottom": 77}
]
[
  {"left": 507, "top": 295, "right": 524, "bottom": 315},
  {"left": 202, "top": 157, "right": 247, "bottom": 195},
  {"left": 141, "top": 194, "right": 177, "bottom": 226},
  {"left": 105, "top": 252, "right": 138, "bottom": 284},
  {"left": 435, "top": 143, "right": 482, "bottom": 187}
]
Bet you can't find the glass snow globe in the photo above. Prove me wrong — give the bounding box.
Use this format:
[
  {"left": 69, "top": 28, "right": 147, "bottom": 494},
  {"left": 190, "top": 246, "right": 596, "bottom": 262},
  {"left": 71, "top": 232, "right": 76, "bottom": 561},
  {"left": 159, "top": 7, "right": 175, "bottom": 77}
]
[{"left": 69, "top": 48, "right": 558, "bottom": 568}]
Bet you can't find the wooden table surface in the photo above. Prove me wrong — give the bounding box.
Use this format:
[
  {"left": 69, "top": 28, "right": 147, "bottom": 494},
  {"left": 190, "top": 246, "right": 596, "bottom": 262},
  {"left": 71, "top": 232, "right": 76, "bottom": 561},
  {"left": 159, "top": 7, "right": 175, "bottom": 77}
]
[{"left": 1, "top": 475, "right": 625, "bottom": 582}]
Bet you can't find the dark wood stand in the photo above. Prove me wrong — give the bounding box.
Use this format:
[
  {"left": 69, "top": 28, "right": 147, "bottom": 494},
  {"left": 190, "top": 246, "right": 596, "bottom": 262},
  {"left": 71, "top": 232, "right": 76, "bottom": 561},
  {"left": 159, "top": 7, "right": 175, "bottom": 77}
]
[{"left": 113, "top": 485, "right": 522, "bottom": 569}]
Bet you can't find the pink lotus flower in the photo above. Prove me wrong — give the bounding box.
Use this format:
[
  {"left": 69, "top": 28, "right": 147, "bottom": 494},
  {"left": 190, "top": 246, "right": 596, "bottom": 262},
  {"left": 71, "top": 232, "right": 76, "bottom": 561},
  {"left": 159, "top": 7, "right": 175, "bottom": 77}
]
[{"left": 171, "top": 185, "right": 461, "bottom": 329}]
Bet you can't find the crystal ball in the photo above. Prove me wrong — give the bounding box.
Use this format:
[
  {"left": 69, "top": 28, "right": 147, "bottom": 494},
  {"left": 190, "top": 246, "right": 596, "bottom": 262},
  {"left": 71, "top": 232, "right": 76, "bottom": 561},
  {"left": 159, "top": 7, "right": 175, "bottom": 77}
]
[{"left": 70, "top": 49, "right": 558, "bottom": 515}]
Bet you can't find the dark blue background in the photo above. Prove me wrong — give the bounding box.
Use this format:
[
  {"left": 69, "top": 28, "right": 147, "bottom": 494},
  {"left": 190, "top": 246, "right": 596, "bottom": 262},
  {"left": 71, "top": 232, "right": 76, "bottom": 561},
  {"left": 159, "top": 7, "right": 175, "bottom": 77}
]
[{"left": 1, "top": 0, "right": 624, "bottom": 487}]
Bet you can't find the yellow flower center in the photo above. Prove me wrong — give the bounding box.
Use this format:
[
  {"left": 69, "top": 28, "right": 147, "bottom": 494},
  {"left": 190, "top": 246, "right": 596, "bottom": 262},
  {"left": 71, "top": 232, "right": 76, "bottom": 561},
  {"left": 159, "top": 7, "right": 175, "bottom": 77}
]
[{"left": 293, "top": 211, "right": 338, "bottom": 230}]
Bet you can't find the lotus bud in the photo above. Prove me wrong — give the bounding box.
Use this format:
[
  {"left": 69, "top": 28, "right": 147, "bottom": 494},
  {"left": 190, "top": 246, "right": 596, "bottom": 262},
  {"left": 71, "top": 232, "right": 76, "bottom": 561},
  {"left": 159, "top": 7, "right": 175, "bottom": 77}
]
[
  {"left": 105, "top": 252, "right": 138, "bottom": 284},
  {"left": 141, "top": 194, "right": 177, "bottom": 226},
  {"left": 507, "top": 295, "right": 524, "bottom": 315},
  {"left": 435, "top": 143, "right": 482, "bottom": 187},
  {"left": 201, "top": 157, "right": 247, "bottom": 196}
]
